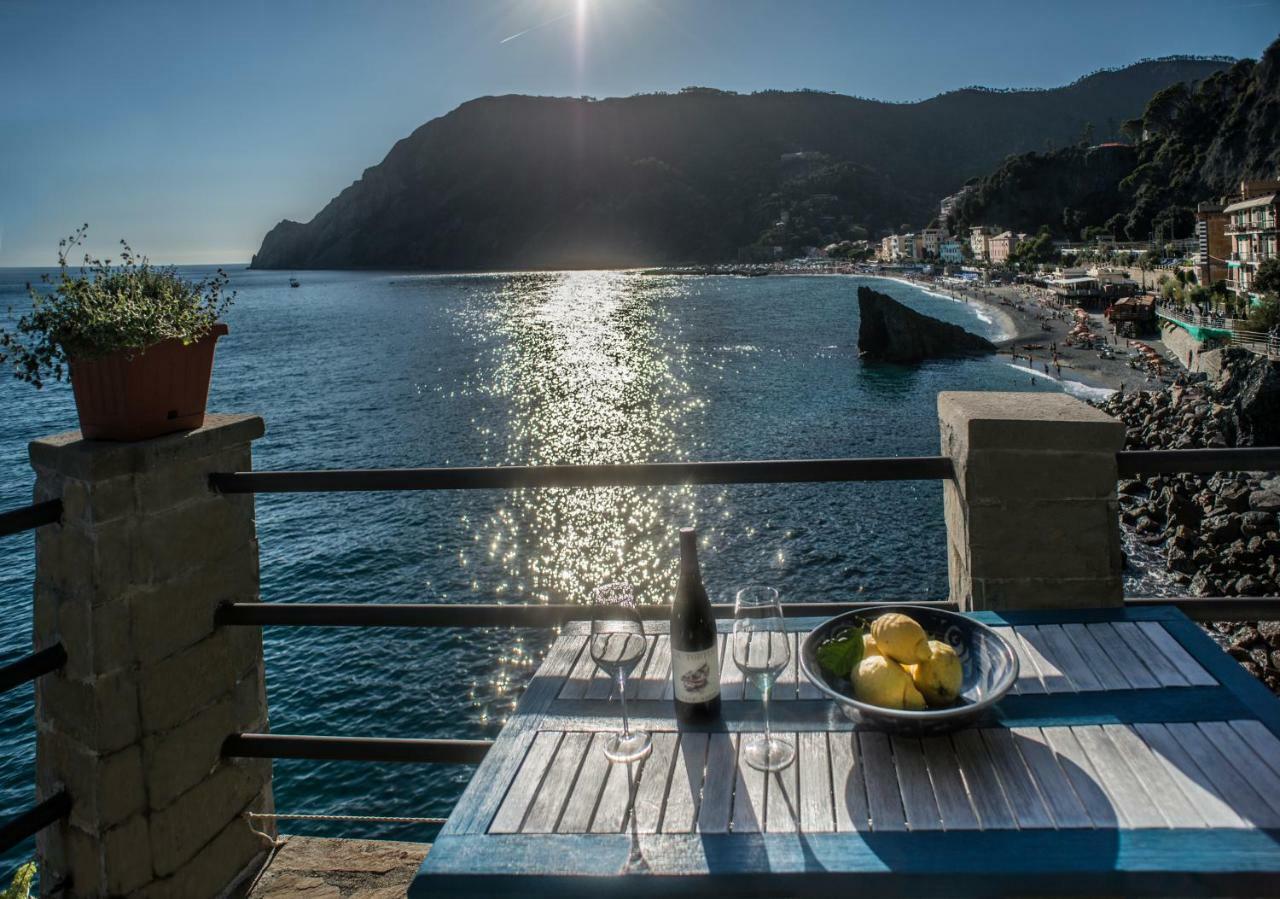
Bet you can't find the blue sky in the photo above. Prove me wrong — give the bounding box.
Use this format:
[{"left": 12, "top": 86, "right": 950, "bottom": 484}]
[{"left": 1, "top": 0, "right": 1276, "bottom": 265}]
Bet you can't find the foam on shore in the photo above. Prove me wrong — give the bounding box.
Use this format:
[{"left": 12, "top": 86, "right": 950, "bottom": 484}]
[{"left": 1003, "top": 361, "right": 1116, "bottom": 401}]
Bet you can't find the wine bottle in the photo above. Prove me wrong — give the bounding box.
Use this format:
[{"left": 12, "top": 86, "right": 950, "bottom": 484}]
[{"left": 671, "top": 527, "right": 721, "bottom": 723}]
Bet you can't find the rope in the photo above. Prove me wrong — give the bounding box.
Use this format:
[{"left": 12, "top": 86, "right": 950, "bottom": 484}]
[{"left": 246, "top": 811, "right": 447, "bottom": 825}]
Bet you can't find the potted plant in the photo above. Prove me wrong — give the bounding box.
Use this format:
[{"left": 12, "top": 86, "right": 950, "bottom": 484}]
[{"left": 0, "top": 225, "right": 233, "bottom": 441}]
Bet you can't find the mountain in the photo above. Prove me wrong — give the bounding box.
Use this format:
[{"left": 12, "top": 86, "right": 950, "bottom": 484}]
[
  {"left": 251, "top": 57, "right": 1231, "bottom": 270},
  {"left": 948, "top": 38, "right": 1280, "bottom": 242}
]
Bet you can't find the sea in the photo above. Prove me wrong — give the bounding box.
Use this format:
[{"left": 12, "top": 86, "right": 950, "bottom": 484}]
[{"left": 0, "top": 268, "right": 1123, "bottom": 873}]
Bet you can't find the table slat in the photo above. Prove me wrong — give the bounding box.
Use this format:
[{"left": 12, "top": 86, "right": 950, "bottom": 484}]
[
  {"left": 1013, "top": 626, "right": 1071, "bottom": 692},
  {"left": 797, "top": 732, "right": 835, "bottom": 833},
  {"left": 1040, "top": 726, "right": 1120, "bottom": 828},
  {"left": 1087, "top": 622, "right": 1161, "bottom": 689},
  {"left": 589, "top": 744, "right": 640, "bottom": 833},
  {"left": 998, "top": 626, "right": 1045, "bottom": 694},
  {"left": 828, "top": 731, "right": 870, "bottom": 832},
  {"left": 1035, "top": 625, "right": 1102, "bottom": 692},
  {"left": 765, "top": 734, "right": 801, "bottom": 832},
  {"left": 662, "top": 732, "right": 709, "bottom": 833},
  {"left": 1072, "top": 725, "right": 1166, "bottom": 828},
  {"left": 1111, "top": 622, "right": 1189, "bottom": 687},
  {"left": 521, "top": 731, "right": 592, "bottom": 833},
  {"left": 1132, "top": 722, "right": 1248, "bottom": 829},
  {"left": 890, "top": 736, "right": 943, "bottom": 831},
  {"left": 719, "top": 633, "right": 746, "bottom": 700},
  {"left": 1231, "top": 719, "right": 1280, "bottom": 780},
  {"left": 556, "top": 733, "right": 612, "bottom": 834},
  {"left": 980, "top": 728, "right": 1054, "bottom": 828},
  {"left": 631, "top": 731, "right": 678, "bottom": 834},
  {"left": 1102, "top": 724, "right": 1204, "bottom": 828},
  {"left": 920, "top": 734, "right": 980, "bottom": 830},
  {"left": 731, "top": 734, "right": 767, "bottom": 833},
  {"left": 559, "top": 639, "right": 598, "bottom": 700},
  {"left": 636, "top": 636, "right": 671, "bottom": 700},
  {"left": 694, "top": 732, "right": 734, "bottom": 834},
  {"left": 1008, "top": 727, "right": 1091, "bottom": 828},
  {"left": 1161, "top": 722, "right": 1280, "bottom": 828},
  {"left": 1197, "top": 722, "right": 1280, "bottom": 820},
  {"left": 859, "top": 732, "right": 907, "bottom": 832},
  {"left": 1137, "top": 621, "right": 1216, "bottom": 687},
  {"left": 952, "top": 729, "right": 1016, "bottom": 829},
  {"left": 1061, "top": 623, "right": 1130, "bottom": 691},
  {"left": 490, "top": 731, "right": 562, "bottom": 834}
]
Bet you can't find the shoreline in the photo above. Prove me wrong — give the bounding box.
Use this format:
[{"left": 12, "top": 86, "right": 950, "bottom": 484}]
[{"left": 868, "top": 273, "right": 1181, "bottom": 397}]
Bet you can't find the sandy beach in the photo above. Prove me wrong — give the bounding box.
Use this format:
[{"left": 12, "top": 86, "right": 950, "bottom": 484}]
[{"left": 883, "top": 274, "right": 1181, "bottom": 397}]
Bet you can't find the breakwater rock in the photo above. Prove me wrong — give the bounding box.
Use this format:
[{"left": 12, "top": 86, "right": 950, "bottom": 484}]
[
  {"left": 857, "top": 286, "right": 997, "bottom": 364},
  {"left": 1094, "top": 349, "right": 1280, "bottom": 693}
]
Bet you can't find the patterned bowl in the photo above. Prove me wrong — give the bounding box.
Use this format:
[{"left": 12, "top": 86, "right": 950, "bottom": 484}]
[{"left": 799, "top": 604, "right": 1019, "bottom": 735}]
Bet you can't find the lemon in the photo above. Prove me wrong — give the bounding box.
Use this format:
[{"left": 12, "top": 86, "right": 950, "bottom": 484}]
[
  {"left": 911, "top": 640, "right": 963, "bottom": 707},
  {"left": 870, "top": 613, "right": 932, "bottom": 664},
  {"left": 862, "top": 633, "right": 882, "bottom": 658},
  {"left": 853, "top": 655, "right": 922, "bottom": 710}
]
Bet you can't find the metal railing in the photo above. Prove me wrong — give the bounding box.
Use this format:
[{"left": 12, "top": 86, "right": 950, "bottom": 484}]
[{"left": 0, "top": 499, "right": 71, "bottom": 854}]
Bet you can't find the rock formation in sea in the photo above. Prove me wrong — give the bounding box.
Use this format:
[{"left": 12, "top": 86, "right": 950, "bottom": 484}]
[
  {"left": 856, "top": 286, "right": 997, "bottom": 364},
  {"left": 1095, "top": 349, "right": 1280, "bottom": 695}
]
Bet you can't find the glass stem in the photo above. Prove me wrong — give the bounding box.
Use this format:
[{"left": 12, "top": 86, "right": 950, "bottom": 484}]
[
  {"left": 762, "top": 682, "right": 772, "bottom": 746},
  {"left": 618, "top": 671, "right": 631, "bottom": 738}
]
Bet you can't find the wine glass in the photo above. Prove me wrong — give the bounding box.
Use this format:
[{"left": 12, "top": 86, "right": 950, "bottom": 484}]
[
  {"left": 590, "top": 582, "right": 652, "bottom": 763},
  {"left": 732, "top": 585, "right": 795, "bottom": 771}
]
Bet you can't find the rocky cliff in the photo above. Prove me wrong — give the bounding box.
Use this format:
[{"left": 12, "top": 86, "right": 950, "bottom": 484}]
[
  {"left": 856, "top": 286, "right": 997, "bottom": 363},
  {"left": 250, "top": 56, "right": 1229, "bottom": 270}
]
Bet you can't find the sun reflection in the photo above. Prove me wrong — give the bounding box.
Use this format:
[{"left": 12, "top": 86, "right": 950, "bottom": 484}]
[{"left": 463, "top": 271, "right": 699, "bottom": 605}]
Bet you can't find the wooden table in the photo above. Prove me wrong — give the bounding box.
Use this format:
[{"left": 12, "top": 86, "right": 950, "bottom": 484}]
[{"left": 410, "top": 606, "right": 1280, "bottom": 896}]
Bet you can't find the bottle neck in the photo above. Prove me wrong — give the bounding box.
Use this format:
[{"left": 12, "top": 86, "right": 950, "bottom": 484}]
[{"left": 679, "top": 530, "right": 699, "bottom": 578}]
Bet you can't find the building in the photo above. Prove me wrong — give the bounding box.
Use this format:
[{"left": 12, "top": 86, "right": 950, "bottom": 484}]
[
  {"left": 1224, "top": 179, "right": 1280, "bottom": 299},
  {"left": 939, "top": 186, "right": 972, "bottom": 227},
  {"left": 880, "top": 236, "right": 894, "bottom": 261},
  {"left": 900, "top": 233, "right": 920, "bottom": 261},
  {"left": 919, "top": 228, "right": 942, "bottom": 257},
  {"left": 939, "top": 240, "right": 964, "bottom": 264},
  {"left": 969, "top": 226, "right": 992, "bottom": 261},
  {"left": 1046, "top": 276, "right": 1102, "bottom": 306},
  {"left": 988, "top": 231, "right": 1020, "bottom": 265},
  {"left": 1195, "top": 201, "right": 1230, "bottom": 288}
]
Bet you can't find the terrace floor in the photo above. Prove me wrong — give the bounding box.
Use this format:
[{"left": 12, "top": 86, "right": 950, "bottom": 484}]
[{"left": 249, "top": 836, "right": 430, "bottom": 898}]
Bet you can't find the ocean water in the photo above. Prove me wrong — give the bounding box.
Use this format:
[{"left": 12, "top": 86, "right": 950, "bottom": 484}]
[{"left": 0, "top": 268, "right": 1065, "bottom": 872}]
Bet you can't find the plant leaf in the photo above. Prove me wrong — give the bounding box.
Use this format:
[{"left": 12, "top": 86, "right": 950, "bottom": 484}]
[{"left": 816, "top": 626, "right": 864, "bottom": 679}]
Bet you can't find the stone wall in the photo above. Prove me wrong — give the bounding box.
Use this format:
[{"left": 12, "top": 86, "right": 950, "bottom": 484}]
[
  {"left": 30, "top": 415, "right": 273, "bottom": 898},
  {"left": 939, "top": 392, "right": 1126, "bottom": 610}
]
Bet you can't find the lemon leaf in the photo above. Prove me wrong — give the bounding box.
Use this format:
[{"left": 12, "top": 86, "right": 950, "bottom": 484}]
[{"left": 816, "top": 626, "right": 865, "bottom": 678}]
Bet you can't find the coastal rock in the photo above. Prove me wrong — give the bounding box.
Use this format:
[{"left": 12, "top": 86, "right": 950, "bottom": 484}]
[{"left": 856, "top": 287, "right": 996, "bottom": 364}]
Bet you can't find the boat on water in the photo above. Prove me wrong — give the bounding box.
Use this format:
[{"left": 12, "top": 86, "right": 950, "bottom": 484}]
[{"left": 289, "top": 277, "right": 300, "bottom": 288}]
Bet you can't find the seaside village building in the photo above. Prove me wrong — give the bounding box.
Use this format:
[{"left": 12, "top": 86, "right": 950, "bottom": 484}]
[
  {"left": 1196, "top": 201, "right": 1231, "bottom": 289},
  {"left": 918, "top": 227, "right": 942, "bottom": 257},
  {"left": 1224, "top": 178, "right": 1280, "bottom": 300},
  {"left": 969, "top": 226, "right": 993, "bottom": 262},
  {"left": 987, "top": 231, "right": 1021, "bottom": 265},
  {"left": 940, "top": 239, "right": 964, "bottom": 263}
]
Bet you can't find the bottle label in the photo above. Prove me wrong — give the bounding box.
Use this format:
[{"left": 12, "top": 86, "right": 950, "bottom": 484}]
[{"left": 672, "top": 646, "right": 720, "bottom": 703}]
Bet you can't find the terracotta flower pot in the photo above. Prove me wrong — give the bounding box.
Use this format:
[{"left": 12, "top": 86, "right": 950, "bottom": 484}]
[{"left": 68, "top": 323, "right": 229, "bottom": 441}]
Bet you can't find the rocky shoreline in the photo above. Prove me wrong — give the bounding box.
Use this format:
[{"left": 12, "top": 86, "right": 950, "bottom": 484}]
[{"left": 1094, "top": 349, "right": 1280, "bottom": 694}]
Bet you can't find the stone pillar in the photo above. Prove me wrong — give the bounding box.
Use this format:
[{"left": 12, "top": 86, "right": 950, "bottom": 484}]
[
  {"left": 939, "top": 392, "right": 1126, "bottom": 611},
  {"left": 30, "top": 415, "right": 273, "bottom": 897}
]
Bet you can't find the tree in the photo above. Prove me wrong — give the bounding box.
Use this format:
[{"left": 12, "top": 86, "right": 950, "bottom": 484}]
[{"left": 1254, "top": 257, "right": 1280, "bottom": 296}]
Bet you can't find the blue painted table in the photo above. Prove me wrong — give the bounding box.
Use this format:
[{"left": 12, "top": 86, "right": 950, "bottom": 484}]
[{"left": 411, "top": 606, "right": 1280, "bottom": 896}]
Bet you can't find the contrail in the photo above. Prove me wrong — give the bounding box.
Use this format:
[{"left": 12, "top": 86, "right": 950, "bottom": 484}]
[{"left": 500, "top": 10, "right": 572, "bottom": 44}]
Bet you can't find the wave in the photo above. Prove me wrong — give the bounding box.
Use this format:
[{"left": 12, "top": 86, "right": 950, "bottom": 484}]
[{"left": 1002, "top": 362, "right": 1115, "bottom": 401}]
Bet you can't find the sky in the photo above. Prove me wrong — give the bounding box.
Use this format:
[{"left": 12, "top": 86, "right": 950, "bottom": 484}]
[{"left": 1, "top": 0, "right": 1276, "bottom": 266}]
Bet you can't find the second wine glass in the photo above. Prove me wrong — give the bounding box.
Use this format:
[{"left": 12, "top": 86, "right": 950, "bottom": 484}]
[
  {"left": 590, "top": 582, "right": 652, "bottom": 763},
  {"left": 732, "top": 586, "right": 795, "bottom": 771}
]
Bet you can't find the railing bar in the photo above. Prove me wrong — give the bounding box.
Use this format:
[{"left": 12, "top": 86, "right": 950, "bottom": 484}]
[
  {"left": 0, "top": 643, "right": 68, "bottom": 694},
  {"left": 209, "top": 457, "right": 956, "bottom": 494},
  {"left": 0, "top": 499, "right": 62, "bottom": 539},
  {"left": 1122, "top": 596, "right": 1280, "bottom": 622},
  {"left": 1117, "top": 448, "right": 1280, "bottom": 477},
  {"left": 217, "top": 601, "right": 957, "bottom": 628},
  {"left": 0, "top": 791, "right": 71, "bottom": 855},
  {"left": 222, "top": 734, "right": 493, "bottom": 764}
]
